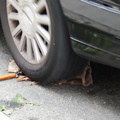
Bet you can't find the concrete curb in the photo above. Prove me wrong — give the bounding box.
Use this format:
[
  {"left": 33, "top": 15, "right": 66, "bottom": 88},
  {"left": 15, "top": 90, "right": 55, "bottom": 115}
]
[{"left": 0, "top": 112, "right": 11, "bottom": 120}]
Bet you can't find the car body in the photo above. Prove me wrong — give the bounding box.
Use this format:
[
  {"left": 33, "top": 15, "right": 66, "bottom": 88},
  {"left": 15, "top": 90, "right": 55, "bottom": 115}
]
[
  {"left": 0, "top": 0, "right": 120, "bottom": 82},
  {"left": 60, "top": 0, "right": 120, "bottom": 69}
]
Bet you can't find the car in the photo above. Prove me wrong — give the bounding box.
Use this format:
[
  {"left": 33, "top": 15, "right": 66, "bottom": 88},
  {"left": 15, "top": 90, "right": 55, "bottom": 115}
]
[{"left": 0, "top": 0, "right": 120, "bottom": 83}]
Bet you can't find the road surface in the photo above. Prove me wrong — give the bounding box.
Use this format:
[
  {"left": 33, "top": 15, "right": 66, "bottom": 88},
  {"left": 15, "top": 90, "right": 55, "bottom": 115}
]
[{"left": 0, "top": 23, "right": 120, "bottom": 120}]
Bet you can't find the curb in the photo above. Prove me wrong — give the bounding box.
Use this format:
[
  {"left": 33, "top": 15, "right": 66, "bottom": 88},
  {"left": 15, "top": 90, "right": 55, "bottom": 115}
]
[{"left": 0, "top": 112, "right": 11, "bottom": 120}]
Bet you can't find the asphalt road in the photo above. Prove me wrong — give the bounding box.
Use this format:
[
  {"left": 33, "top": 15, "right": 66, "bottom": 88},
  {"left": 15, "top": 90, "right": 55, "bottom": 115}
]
[{"left": 0, "top": 23, "right": 120, "bottom": 120}]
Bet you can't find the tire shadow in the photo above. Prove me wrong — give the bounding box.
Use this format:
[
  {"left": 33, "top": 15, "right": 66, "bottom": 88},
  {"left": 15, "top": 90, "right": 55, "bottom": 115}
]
[{"left": 40, "top": 63, "right": 120, "bottom": 116}]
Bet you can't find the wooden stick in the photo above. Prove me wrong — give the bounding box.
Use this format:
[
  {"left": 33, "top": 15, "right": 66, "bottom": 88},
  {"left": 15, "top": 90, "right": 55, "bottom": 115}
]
[{"left": 0, "top": 73, "right": 16, "bottom": 81}]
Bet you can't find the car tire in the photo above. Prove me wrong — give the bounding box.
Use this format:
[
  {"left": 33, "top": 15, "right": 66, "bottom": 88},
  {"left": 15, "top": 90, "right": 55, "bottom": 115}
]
[{"left": 0, "top": 0, "right": 88, "bottom": 82}]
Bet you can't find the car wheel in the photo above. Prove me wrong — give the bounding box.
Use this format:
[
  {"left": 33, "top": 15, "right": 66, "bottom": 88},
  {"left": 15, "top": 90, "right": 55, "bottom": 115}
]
[{"left": 0, "top": 0, "right": 88, "bottom": 82}]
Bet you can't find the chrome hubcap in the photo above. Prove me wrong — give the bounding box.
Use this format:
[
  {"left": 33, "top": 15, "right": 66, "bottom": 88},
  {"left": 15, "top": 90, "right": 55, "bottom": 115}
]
[{"left": 7, "top": 0, "right": 51, "bottom": 64}]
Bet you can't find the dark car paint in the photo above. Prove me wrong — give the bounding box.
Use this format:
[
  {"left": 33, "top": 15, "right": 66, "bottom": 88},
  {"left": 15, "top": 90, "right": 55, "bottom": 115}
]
[
  {"left": 59, "top": 0, "right": 120, "bottom": 69},
  {"left": 0, "top": 0, "right": 120, "bottom": 69}
]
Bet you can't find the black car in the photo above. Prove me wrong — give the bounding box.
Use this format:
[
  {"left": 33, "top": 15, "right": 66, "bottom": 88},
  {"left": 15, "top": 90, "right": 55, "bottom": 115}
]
[{"left": 0, "top": 0, "right": 120, "bottom": 83}]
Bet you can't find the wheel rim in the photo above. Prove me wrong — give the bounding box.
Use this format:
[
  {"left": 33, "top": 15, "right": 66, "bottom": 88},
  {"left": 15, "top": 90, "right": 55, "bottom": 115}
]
[{"left": 7, "top": 0, "right": 51, "bottom": 64}]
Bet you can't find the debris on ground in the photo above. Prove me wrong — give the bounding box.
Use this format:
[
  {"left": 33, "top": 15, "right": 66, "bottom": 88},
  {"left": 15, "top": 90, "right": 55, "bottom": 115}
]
[
  {"left": 16, "top": 76, "right": 30, "bottom": 82},
  {"left": 29, "top": 82, "right": 38, "bottom": 86},
  {"left": 75, "top": 61, "right": 93, "bottom": 86},
  {"left": 52, "top": 79, "right": 83, "bottom": 86},
  {"left": 0, "top": 94, "right": 40, "bottom": 116},
  {"left": 0, "top": 105, "right": 6, "bottom": 111},
  {"left": 0, "top": 60, "right": 30, "bottom": 82},
  {"left": 13, "top": 94, "right": 40, "bottom": 106},
  {"left": 0, "top": 105, "right": 13, "bottom": 115},
  {"left": 52, "top": 62, "right": 93, "bottom": 87},
  {"left": 7, "top": 60, "right": 20, "bottom": 73},
  {"left": 13, "top": 94, "right": 28, "bottom": 105},
  {"left": 0, "top": 73, "right": 16, "bottom": 81},
  {"left": 0, "top": 60, "right": 93, "bottom": 87}
]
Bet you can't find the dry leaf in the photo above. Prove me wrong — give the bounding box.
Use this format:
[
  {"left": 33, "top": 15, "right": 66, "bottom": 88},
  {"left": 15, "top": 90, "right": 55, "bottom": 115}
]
[
  {"left": 29, "top": 82, "right": 38, "bottom": 85},
  {"left": 74, "top": 61, "right": 93, "bottom": 87},
  {"left": 67, "top": 79, "right": 82, "bottom": 85},
  {"left": 6, "top": 60, "right": 93, "bottom": 87},
  {"left": 16, "top": 76, "right": 29, "bottom": 81},
  {"left": 51, "top": 61, "right": 93, "bottom": 87},
  {"left": 8, "top": 60, "right": 20, "bottom": 73}
]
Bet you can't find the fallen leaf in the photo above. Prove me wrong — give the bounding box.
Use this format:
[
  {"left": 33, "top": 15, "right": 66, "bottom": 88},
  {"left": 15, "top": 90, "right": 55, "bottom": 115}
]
[
  {"left": 0, "top": 105, "right": 6, "bottom": 111},
  {"left": 13, "top": 94, "right": 40, "bottom": 106},
  {"left": 8, "top": 60, "right": 20, "bottom": 73},
  {"left": 17, "top": 77, "right": 29, "bottom": 82},
  {"left": 77, "top": 61, "right": 93, "bottom": 86},
  {"left": 29, "top": 82, "right": 38, "bottom": 85},
  {"left": 51, "top": 61, "right": 93, "bottom": 87},
  {"left": 29, "top": 101, "right": 40, "bottom": 106},
  {"left": 51, "top": 79, "right": 82, "bottom": 86},
  {"left": 13, "top": 94, "right": 26, "bottom": 105},
  {"left": 0, "top": 105, "right": 13, "bottom": 115},
  {"left": 2, "top": 110, "right": 13, "bottom": 115},
  {"left": 51, "top": 79, "right": 68, "bottom": 85},
  {"left": 67, "top": 79, "right": 82, "bottom": 85}
]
